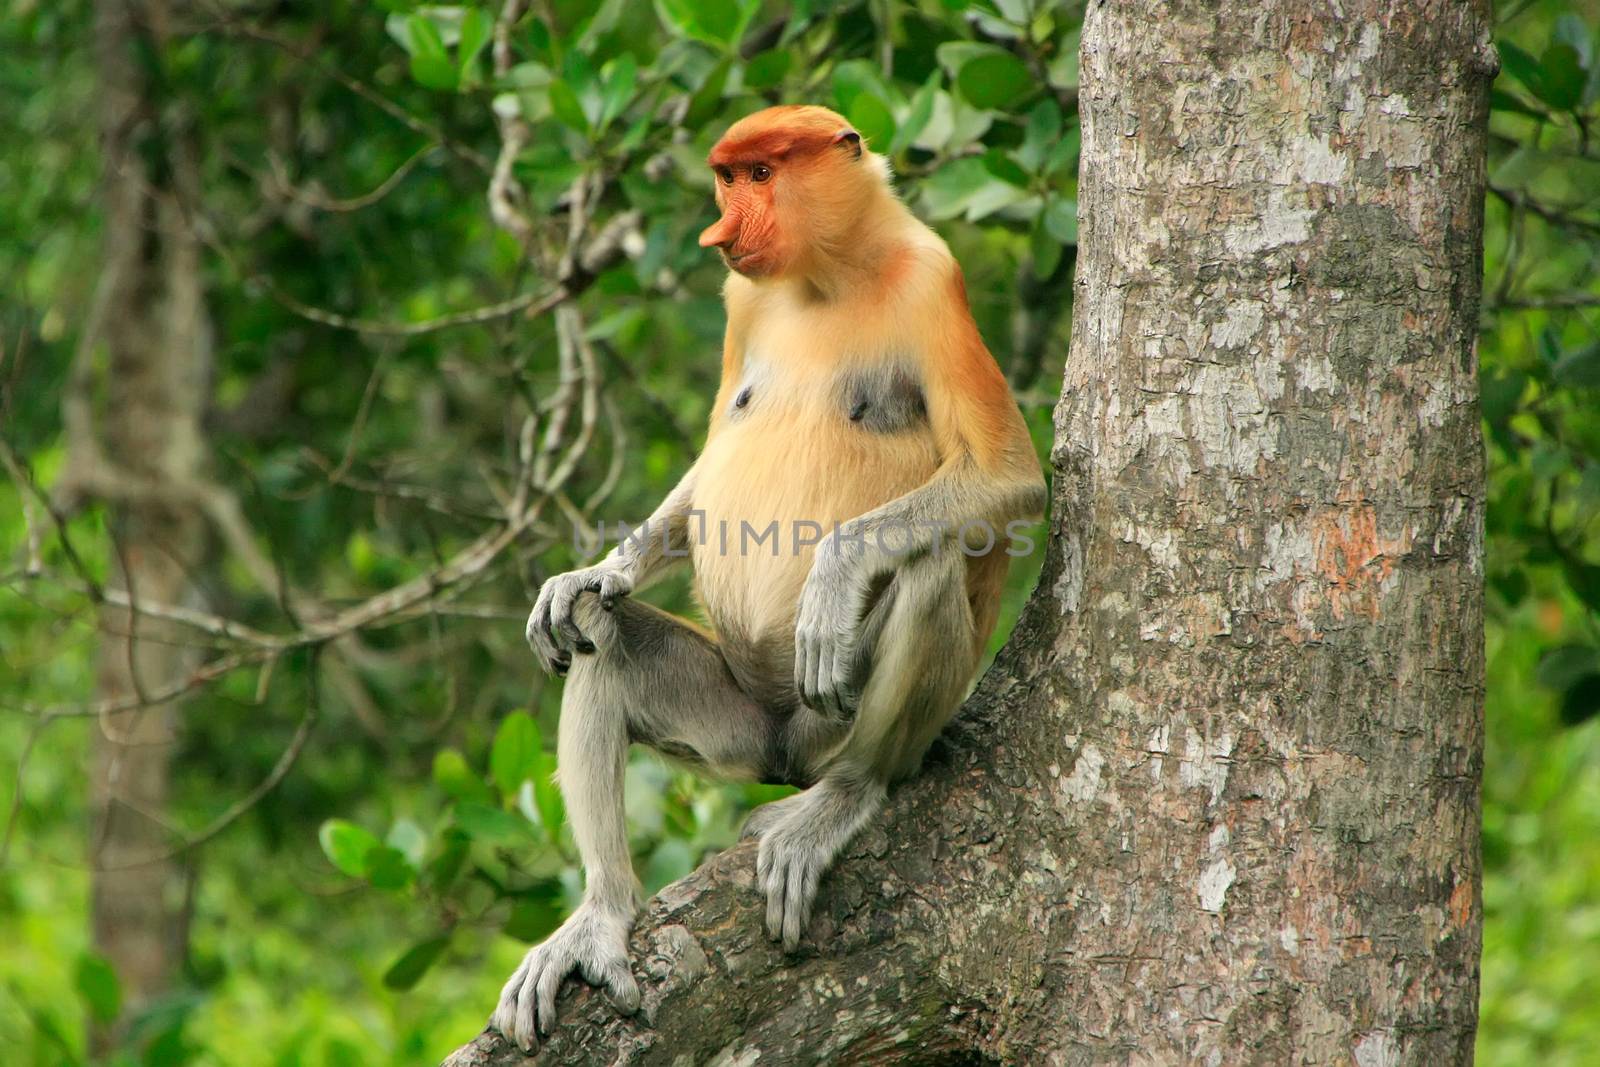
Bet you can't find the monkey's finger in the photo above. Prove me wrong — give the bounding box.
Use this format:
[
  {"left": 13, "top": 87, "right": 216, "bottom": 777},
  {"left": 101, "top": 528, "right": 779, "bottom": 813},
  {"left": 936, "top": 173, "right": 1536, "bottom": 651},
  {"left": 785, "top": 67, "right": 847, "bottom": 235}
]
[
  {"left": 534, "top": 956, "right": 566, "bottom": 1037},
  {"left": 549, "top": 586, "right": 588, "bottom": 651},
  {"left": 528, "top": 623, "right": 567, "bottom": 677},
  {"left": 765, "top": 872, "right": 786, "bottom": 943},
  {"left": 758, "top": 843, "right": 784, "bottom": 940},
  {"left": 825, "top": 633, "right": 851, "bottom": 716},
  {"left": 527, "top": 598, "right": 555, "bottom": 650},
  {"left": 492, "top": 958, "right": 530, "bottom": 1043},
  {"left": 602, "top": 961, "right": 640, "bottom": 1015},
  {"left": 794, "top": 635, "right": 816, "bottom": 708},
  {"left": 782, "top": 861, "right": 818, "bottom": 952},
  {"left": 597, "top": 573, "right": 630, "bottom": 611},
  {"left": 512, "top": 967, "right": 541, "bottom": 1052},
  {"left": 808, "top": 637, "right": 829, "bottom": 712},
  {"left": 830, "top": 637, "right": 859, "bottom": 718},
  {"left": 812, "top": 638, "right": 839, "bottom": 717}
]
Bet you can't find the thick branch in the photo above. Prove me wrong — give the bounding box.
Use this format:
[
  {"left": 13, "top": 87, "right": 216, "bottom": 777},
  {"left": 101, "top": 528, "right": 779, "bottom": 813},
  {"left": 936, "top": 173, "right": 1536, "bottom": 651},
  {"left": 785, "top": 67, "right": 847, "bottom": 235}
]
[{"left": 440, "top": 673, "right": 1031, "bottom": 1066}]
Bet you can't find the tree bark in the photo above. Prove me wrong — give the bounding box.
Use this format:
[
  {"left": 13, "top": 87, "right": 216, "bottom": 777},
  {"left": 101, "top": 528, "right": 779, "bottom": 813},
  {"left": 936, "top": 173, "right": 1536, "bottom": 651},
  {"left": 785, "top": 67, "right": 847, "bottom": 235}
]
[
  {"left": 78, "top": 0, "right": 210, "bottom": 1048},
  {"left": 448, "top": 0, "right": 1494, "bottom": 1062}
]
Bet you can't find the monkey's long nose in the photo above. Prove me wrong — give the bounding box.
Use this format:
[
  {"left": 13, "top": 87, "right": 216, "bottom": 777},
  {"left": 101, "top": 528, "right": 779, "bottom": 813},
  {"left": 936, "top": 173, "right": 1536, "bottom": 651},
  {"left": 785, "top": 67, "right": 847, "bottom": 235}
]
[{"left": 698, "top": 213, "right": 739, "bottom": 250}]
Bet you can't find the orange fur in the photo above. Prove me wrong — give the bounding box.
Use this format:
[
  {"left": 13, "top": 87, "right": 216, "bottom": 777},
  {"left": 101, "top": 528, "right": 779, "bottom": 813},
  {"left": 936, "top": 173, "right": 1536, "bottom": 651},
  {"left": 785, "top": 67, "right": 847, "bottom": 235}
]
[{"left": 692, "top": 107, "right": 1041, "bottom": 667}]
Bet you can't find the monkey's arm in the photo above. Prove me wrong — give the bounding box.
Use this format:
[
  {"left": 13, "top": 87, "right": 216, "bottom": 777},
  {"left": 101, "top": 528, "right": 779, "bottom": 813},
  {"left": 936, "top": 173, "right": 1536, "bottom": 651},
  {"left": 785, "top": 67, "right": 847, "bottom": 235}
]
[
  {"left": 795, "top": 263, "right": 1045, "bottom": 714},
  {"left": 526, "top": 467, "right": 699, "bottom": 674},
  {"left": 793, "top": 453, "right": 1043, "bottom": 715}
]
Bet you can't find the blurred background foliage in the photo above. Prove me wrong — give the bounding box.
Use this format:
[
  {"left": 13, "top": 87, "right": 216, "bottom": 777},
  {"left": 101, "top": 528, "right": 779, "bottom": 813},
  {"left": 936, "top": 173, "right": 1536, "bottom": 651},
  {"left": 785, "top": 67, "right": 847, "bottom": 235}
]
[{"left": 0, "top": 0, "right": 1595, "bottom": 1064}]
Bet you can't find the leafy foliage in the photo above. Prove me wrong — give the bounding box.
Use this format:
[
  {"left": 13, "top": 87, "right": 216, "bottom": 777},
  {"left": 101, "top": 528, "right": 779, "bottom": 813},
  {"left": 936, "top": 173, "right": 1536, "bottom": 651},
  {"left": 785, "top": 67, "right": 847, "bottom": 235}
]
[{"left": 0, "top": 0, "right": 1596, "bottom": 1065}]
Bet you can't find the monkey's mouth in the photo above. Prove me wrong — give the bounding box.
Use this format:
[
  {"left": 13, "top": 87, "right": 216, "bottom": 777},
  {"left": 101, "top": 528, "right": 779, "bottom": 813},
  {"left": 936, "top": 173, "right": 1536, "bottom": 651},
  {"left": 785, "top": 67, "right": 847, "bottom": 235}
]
[{"left": 724, "top": 250, "right": 769, "bottom": 276}]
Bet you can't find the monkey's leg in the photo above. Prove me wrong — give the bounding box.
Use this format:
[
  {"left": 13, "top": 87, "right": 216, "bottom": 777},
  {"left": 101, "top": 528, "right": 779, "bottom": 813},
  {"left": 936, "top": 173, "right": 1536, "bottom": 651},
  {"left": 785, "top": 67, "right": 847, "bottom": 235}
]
[
  {"left": 757, "top": 549, "right": 977, "bottom": 950},
  {"left": 493, "top": 593, "right": 777, "bottom": 1050}
]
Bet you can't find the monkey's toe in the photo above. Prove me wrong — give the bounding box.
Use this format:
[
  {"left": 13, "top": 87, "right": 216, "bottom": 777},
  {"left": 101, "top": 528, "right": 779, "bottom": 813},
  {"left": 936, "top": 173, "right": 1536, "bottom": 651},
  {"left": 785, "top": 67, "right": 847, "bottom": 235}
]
[
  {"left": 757, "top": 828, "right": 827, "bottom": 952},
  {"left": 490, "top": 903, "right": 636, "bottom": 1049}
]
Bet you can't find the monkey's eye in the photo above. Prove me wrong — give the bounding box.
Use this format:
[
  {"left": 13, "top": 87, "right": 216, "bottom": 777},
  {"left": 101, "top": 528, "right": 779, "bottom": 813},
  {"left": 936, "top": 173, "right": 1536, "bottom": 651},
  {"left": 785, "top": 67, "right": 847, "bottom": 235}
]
[
  {"left": 716, "top": 166, "right": 735, "bottom": 185},
  {"left": 750, "top": 164, "right": 772, "bottom": 183}
]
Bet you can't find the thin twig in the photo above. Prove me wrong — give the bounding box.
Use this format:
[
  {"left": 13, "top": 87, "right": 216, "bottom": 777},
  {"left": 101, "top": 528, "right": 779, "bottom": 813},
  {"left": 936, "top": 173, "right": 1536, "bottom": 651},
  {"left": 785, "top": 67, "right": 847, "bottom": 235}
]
[{"left": 92, "top": 649, "right": 321, "bottom": 871}]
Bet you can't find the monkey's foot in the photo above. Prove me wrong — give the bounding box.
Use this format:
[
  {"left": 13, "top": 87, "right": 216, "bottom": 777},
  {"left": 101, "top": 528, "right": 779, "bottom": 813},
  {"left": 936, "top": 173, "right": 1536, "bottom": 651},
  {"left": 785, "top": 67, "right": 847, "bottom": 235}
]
[
  {"left": 738, "top": 791, "right": 807, "bottom": 841},
  {"left": 754, "top": 780, "right": 884, "bottom": 951},
  {"left": 491, "top": 902, "right": 639, "bottom": 1051}
]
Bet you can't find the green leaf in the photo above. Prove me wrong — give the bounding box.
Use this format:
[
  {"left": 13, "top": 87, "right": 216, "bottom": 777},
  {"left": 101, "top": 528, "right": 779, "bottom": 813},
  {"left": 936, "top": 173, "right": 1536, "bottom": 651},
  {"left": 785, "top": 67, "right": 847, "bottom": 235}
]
[
  {"left": 1480, "top": 367, "right": 1527, "bottom": 427},
  {"left": 1498, "top": 37, "right": 1585, "bottom": 111},
  {"left": 743, "top": 48, "right": 792, "bottom": 91},
  {"left": 533, "top": 755, "right": 566, "bottom": 842},
  {"left": 956, "top": 52, "right": 1034, "bottom": 109},
  {"left": 1552, "top": 13, "right": 1593, "bottom": 67},
  {"left": 549, "top": 79, "right": 591, "bottom": 134},
  {"left": 504, "top": 889, "right": 564, "bottom": 942},
  {"left": 1018, "top": 98, "right": 1063, "bottom": 172},
  {"left": 406, "top": 15, "right": 459, "bottom": 91},
  {"left": 1043, "top": 197, "right": 1079, "bottom": 243},
  {"left": 1552, "top": 343, "right": 1600, "bottom": 389},
  {"left": 1031, "top": 220, "right": 1063, "bottom": 278},
  {"left": 847, "top": 93, "right": 896, "bottom": 151},
  {"left": 364, "top": 846, "right": 416, "bottom": 890},
  {"left": 319, "top": 819, "right": 383, "bottom": 879},
  {"left": 411, "top": 52, "right": 459, "bottom": 91},
  {"left": 599, "top": 54, "right": 638, "bottom": 132},
  {"left": 1044, "top": 126, "right": 1080, "bottom": 176},
  {"left": 387, "top": 818, "right": 428, "bottom": 866},
  {"left": 422, "top": 832, "right": 471, "bottom": 892},
  {"left": 923, "top": 157, "right": 1029, "bottom": 221},
  {"left": 454, "top": 801, "right": 537, "bottom": 842},
  {"left": 75, "top": 953, "right": 121, "bottom": 1023},
  {"left": 432, "top": 748, "right": 490, "bottom": 804},
  {"left": 686, "top": 58, "right": 732, "bottom": 127},
  {"left": 491, "top": 711, "right": 543, "bottom": 797},
  {"left": 457, "top": 8, "right": 493, "bottom": 83},
  {"left": 1560, "top": 673, "right": 1600, "bottom": 727},
  {"left": 1538, "top": 43, "right": 1586, "bottom": 110},
  {"left": 1498, "top": 39, "right": 1544, "bottom": 96},
  {"left": 656, "top": 0, "right": 753, "bottom": 50},
  {"left": 935, "top": 41, "right": 1006, "bottom": 79},
  {"left": 982, "top": 148, "right": 1030, "bottom": 188},
  {"left": 890, "top": 72, "right": 941, "bottom": 155},
  {"left": 382, "top": 936, "right": 451, "bottom": 991},
  {"left": 1488, "top": 88, "right": 1545, "bottom": 117},
  {"left": 1537, "top": 645, "right": 1598, "bottom": 692}
]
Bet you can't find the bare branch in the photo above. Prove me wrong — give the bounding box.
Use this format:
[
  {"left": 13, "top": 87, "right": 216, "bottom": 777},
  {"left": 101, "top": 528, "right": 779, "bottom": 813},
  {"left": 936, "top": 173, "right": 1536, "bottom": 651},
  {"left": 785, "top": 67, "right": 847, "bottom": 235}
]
[
  {"left": 265, "top": 142, "right": 440, "bottom": 214},
  {"left": 92, "top": 656, "right": 320, "bottom": 872}
]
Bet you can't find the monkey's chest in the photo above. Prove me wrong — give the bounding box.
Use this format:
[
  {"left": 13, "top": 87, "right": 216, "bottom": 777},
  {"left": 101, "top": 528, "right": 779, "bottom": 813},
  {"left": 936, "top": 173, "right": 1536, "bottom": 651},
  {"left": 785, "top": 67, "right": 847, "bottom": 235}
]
[{"left": 690, "top": 359, "right": 940, "bottom": 649}]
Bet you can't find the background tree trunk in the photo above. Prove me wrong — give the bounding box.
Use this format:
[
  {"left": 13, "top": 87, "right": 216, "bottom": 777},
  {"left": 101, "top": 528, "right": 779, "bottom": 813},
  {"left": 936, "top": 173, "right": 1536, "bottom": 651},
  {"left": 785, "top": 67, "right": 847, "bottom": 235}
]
[
  {"left": 75, "top": 0, "right": 210, "bottom": 1049},
  {"left": 447, "top": 0, "right": 1494, "bottom": 1062}
]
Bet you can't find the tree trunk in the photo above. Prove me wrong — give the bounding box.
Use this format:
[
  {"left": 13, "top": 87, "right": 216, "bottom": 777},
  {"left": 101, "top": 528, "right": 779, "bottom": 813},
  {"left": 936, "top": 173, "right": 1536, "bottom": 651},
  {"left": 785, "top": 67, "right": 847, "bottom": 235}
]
[
  {"left": 448, "top": 0, "right": 1493, "bottom": 1062},
  {"left": 79, "top": 0, "right": 209, "bottom": 1048}
]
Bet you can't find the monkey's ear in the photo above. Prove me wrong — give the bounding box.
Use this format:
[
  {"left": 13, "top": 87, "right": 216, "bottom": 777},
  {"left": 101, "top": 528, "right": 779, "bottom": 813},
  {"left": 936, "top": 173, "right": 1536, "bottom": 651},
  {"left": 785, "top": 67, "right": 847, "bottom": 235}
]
[{"left": 833, "top": 129, "right": 862, "bottom": 160}]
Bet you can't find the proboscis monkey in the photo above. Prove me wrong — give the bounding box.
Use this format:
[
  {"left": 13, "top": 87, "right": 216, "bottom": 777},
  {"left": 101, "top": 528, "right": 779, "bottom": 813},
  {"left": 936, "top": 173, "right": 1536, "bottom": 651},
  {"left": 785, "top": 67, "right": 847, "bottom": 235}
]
[{"left": 492, "top": 105, "right": 1046, "bottom": 1049}]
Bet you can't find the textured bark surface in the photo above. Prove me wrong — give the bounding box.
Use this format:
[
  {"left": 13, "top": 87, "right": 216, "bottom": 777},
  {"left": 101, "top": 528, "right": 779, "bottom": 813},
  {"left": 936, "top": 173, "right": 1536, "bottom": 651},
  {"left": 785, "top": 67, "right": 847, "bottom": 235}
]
[
  {"left": 82, "top": 0, "right": 209, "bottom": 1044},
  {"left": 447, "top": 1, "right": 1493, "bottom": 1062}
]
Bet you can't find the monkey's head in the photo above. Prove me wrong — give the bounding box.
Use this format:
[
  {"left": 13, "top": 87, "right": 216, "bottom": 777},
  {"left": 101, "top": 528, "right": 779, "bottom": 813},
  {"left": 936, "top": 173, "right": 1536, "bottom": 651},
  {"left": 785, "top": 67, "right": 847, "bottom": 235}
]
[{"left": 698, "top": 105, "right": 887, "bottom": 281}]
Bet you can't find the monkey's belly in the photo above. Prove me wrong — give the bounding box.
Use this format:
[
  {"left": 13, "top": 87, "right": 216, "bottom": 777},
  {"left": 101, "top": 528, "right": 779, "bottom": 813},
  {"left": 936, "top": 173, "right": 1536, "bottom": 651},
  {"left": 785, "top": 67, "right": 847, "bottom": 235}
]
[{"left": 690, "top": 415, "right": 938, "bottom": 687}]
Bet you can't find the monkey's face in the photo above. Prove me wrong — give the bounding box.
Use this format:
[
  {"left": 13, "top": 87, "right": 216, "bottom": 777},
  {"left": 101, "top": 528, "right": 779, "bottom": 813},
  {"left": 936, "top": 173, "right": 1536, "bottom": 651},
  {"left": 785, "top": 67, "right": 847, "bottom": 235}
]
[{"left": 698, "top": 162, "right": 793, "bottom": 279}]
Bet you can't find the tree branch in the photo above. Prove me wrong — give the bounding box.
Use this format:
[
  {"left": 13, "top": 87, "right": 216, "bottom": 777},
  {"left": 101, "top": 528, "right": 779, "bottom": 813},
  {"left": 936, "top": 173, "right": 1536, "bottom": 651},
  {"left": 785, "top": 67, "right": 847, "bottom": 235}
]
[{"left": 438, "top": 666, "right": 1032, "bottom": 1065}]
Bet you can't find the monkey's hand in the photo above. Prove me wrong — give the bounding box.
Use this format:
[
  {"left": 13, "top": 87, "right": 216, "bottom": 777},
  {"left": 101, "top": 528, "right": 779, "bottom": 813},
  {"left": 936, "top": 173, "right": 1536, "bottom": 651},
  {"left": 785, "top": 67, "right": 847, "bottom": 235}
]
[
  {"left": 793, "top": 548, "right": 868, "bottom": 720},
  {"left": 491, "top": 901, "right": 639, "bottom": 1051},
  {"left": 526, "top": 565, "right": 634, "bottom": 675}
]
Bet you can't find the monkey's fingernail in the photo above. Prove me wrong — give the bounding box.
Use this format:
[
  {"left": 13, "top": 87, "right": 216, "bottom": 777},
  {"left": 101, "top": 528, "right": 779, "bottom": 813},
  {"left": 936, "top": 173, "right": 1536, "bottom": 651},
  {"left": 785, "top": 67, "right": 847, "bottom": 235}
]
[
  {"left": 601, "top": 597, "right": 614, "bottom": 611},
  {"left": 576, "top": 639, "right": 596, "bottom": 654}
]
